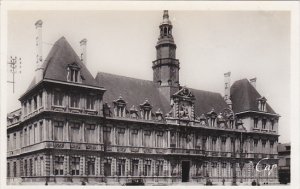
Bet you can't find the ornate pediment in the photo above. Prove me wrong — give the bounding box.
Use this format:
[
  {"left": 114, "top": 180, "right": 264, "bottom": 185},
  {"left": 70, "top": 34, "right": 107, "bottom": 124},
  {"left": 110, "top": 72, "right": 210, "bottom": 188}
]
[
  {"left": 113, "top": 95, "right": 126, "bottom": 107},
  {"left": 206, "top": 108, "right": 217, "bottom": 118},
  {"left": 172, "top": 87, "right": 195, "bottom": 100},
  {"left": 140, "top": 99, "right": 152, "bottom": 111}
]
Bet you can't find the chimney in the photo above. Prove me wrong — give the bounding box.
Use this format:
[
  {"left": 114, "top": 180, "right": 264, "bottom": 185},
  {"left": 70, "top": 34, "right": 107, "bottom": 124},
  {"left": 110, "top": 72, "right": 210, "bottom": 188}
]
[
  {"left": 35, "top": 19, "right": 43, "bottom": 82},
  {"left": 250, "top": 77, "right": 257, "bottom": 89},
  {"left": 224, "top": 72, "right": 232, "bottom": 108},
  {"left": 80, "top": 38, "right": 87, "bottom": 65},
  {"left": 224, "top": 72, "right": 231, "bottom": 99}
]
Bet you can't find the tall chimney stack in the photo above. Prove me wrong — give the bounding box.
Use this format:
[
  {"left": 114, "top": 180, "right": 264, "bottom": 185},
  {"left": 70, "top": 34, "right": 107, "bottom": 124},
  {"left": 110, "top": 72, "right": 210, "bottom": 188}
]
[
  {"left": 80, "top": 38, "right": 87, "bottom": 65},
  {"left": 35, "top": 19, "right": 44, "bottom": 83},
  {"left": 250, "top": 77, "right": 257, "bottom": 89},
  {"left": 224, "top": 72, "right": 232, "bottom": 108},
  {"left": 224, "top": 72, "right": 231, "bottom": 99}
]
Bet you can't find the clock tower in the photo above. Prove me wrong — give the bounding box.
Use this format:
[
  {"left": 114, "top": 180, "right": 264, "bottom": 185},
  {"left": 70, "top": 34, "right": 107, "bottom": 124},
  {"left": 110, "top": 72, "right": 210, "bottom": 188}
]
[{"left": 153, "top": 10, "right": 180, "bottom": 102}]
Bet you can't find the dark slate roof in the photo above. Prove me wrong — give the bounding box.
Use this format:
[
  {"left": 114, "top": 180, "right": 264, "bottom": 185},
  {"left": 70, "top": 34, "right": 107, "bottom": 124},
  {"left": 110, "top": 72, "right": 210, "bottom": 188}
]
[
  {"left": 230, "top": 79, "right": 276, "bottom": 114},
  {"left": 95, "top": 72, "right": 229, "bottom": 116},
  {"left": 95, "top": 72, "right": 171, "bottom": 114},
  {"left": 26, "top": 37, "right": 98, "bottom": 91},
  {"left": 189, "top": 88, "right": 229, "bottom": 115}
]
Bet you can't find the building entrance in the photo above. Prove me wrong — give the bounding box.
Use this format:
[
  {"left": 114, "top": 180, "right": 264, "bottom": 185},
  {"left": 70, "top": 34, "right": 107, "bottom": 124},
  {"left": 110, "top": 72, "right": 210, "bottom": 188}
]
[{"left": 182, "top": 161, "right": 190, "bottom": 182}]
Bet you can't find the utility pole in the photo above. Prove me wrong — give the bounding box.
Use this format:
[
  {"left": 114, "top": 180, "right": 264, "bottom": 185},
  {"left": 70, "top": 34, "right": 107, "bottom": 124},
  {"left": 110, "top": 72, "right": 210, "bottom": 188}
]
[{"left": 7, "top": 56, "right": 22, "bottom": 93}]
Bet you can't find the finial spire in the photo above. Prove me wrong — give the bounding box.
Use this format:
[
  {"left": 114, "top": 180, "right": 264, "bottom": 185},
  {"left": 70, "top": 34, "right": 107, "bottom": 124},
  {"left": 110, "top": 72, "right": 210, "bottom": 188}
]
[{"left": 163, "top": 10, "right": 169, "bottom": 19}]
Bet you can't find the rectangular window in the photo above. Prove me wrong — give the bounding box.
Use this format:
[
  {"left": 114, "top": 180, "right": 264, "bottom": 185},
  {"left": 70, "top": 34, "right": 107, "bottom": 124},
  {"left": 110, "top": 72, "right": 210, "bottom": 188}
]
[
  {"left": 70, "top": 93, "right": 80, "bottom": 108},
  {"left": 254, "top": 118, "right": 258, "bottom": 128},
  {"left": 104, "top": 159, "right": 111, "bottom": 176},
  {"left": 70, "top": 157, "right": 80, "bottom": 175},
  {"left": 70, "top": 122, "right": 80, "bottom": 142},
  {"left": 131, "top": 129, "right": 139, "bottom": 146},
  {"left": 144, "top": 160, "right": 151, "bottom": 176},
  {"left": 144, "top": 130, "right": 151, "bottom": 147},
  {"left": 33, "top": 96, "right": 37, "bottom": 110},
  {"left": 24, "top": 102, "right": 27, "bottom": 115},
  {"left": 156, "top": 131, "right": 164, "bottom": 148},
  {"left": 271, "top": 120, "right": 275, "bottom": 130},
  {"left": 86, "top": 157, "right": 95, "bottom": 175},
  {"left": 221, "top": 139, "right": 226, "bottom": 152},
  {"left": 34, "top": 123, "right": 39, "bottom": 143},
  {"left": 20, "top": 131, "right": 23, "bottom": 148},
  {"left": 254, "top": 140, "right": 258, "bottom": 153},
  {"left": 85, "top": 124, "right": 96, "bottom": 143},
  {"left": 7, "top": 163, "right": 10, "bottom": 177},
  {"left": 29, "top": 159, "right": 33, "bottom": 176},
  {"left": 262, "top": 141, "right": 266, "bottom": 153},
  {"left": 39, "top": 122, "right": 43, "bottom": 142},
  {"left": 28, "top": 100, "right": 31, "bottom": 113},
  {"left": 7, "top": 135, "right": 10, "bottom": 151},
  {"left": 53, "top": 90, "right": 63, "bottom": 106},
  {"left": 13, "top": 133, "right": 17, "bottom": 149},
  {"left": 103, "top": 127, "right": 111, "bottom": 146},
  {"left": 116, "top": 128, "right": 125, "bottom": 146},
  {"left": 131, "top": 159, "right": 139, "bottom": 176},
  {"left": 29, "top": 126, "right": 33, "bottom": 145},
  {"left": 24, "top": 160, "right": 27, "bottom": 176},
  {"left": 118, "top": 159, "right": 126, "bottom": 176},
  {"left": 286, "top": 158, "right": 290, "bottom": 166},
  {"left": 156, "top": 160, "right": 164, "bottom": 176},
  {"left": 13, "top": 162, "right": 17, "bottom": 177},
  {"left": 39, "top": 92, "right": 43, "bottom": 107},
  {"left": 212, "top": 139, "right": 217, "bottom": 151},
  {"left": 86, "top": 95, "right": 96, "bottom": 110},
  {"left": 262, "top": 119, "right": 267, "bottom": 129},
  {"left": 53, "top": 121, "right": 64, "bottom": 141},
  {"left": 24, "top": 129, "right": 27, "bottom": 146},
  {"left": 202, "top": 137, "right": 207, "bottom": 151},
  {"left": 54, "top": 156, "right": 64, "bottom": 175},
  {"left": 170, "top": 132, "right": 176, "bottom": 148}
]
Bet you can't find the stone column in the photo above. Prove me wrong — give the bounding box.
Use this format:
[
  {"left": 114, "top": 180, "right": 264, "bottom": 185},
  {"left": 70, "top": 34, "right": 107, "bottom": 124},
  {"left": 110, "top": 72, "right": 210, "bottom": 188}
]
[
  {"left": 80, "top": 156, "right": 86, "bottom": 176},
  {"left": 49, "top": 154, "right": 53, "bottom": 176},
  {"left": 49, "top": 120, "right": 53, "bottom": 140},
  {"left": 167, "top": 130, "right": 170, "bottom": 148},
  {"left": 65, "top": 155, "right": 69, "bottom": 176},
  {"left": 96, "top": 156, "right": 101, "bottom": 176}
]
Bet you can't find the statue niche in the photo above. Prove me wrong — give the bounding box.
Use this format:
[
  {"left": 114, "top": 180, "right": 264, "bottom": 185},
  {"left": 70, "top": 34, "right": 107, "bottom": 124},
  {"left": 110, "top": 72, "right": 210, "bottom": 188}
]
[{"left": 169, "top": 87, "right": 196, "bottom": 120}]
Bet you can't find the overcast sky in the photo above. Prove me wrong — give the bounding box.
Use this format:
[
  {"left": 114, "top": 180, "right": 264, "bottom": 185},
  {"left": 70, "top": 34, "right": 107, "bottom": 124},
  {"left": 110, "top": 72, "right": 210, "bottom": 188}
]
[{"left": 7, "top": 10, "right": 290, "bottom": 142}]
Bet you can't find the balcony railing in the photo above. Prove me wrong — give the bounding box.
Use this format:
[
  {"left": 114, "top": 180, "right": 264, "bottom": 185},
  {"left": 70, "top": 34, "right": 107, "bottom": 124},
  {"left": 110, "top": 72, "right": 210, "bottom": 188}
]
[{"left": 9, "top": 141, "right": 278, "bottom": 160}]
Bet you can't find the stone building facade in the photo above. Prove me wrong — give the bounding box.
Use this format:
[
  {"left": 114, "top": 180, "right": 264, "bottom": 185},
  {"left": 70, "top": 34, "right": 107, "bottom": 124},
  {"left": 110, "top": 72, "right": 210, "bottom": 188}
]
[{"left": 7, "top": 11, "right": 279, "bottom": 185}]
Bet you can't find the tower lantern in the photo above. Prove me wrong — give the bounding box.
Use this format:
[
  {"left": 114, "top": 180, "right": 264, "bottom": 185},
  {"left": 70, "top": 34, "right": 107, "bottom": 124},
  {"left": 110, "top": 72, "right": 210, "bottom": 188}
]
[{"left": 153, "top": 10, "right": 180, "bottom": 102}]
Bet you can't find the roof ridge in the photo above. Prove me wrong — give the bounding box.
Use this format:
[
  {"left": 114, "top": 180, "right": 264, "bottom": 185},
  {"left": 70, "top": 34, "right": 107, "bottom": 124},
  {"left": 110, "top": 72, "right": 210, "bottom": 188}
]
[
  {"left": 188, "top": 87, "right": 223, "bottom": 96},
  {"left": 96, "top": 72, "right": 153, "bottom": 83}
]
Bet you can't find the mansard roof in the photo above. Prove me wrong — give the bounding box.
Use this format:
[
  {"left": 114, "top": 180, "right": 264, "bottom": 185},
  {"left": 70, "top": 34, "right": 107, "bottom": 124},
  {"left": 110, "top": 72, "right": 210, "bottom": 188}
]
[
  {"left": 26, "top": 37, "right": 99, "bottom": 92},
  {"left": 95, "top": 72, "right": 229, "bottom": 116},
  {"left": 95, "top": 72, "right": 170, "bottom": 114},
  {"left": 189, "top": 88, "right": 229, "bottom": 115},
  {"left": 230, "top": 78, "right": 276, "bottom": 114}
]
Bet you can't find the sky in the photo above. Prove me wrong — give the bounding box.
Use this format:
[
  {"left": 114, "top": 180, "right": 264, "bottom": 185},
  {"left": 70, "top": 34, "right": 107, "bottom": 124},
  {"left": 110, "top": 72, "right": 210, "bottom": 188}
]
[{"left": 7, "top": 10, "right": 290, "bottom": 142}]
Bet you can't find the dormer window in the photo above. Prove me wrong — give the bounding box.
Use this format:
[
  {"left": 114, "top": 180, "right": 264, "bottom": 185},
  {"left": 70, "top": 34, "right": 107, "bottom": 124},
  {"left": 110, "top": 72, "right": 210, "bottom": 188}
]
[
  {"left": 207, "top": 108, "right": 217, "bottom": 127},
  {"left": 140, "top": 99, "right": 152, "bottom": 120},
  {"left": 67, "top": 63, "right": 81, "bottom": 83},
  {"left": 257, "top": 97, "right": 267, "bottom": 112},
  {"left": 113, "top": 96, "right": 127, "bottom": 117}
]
